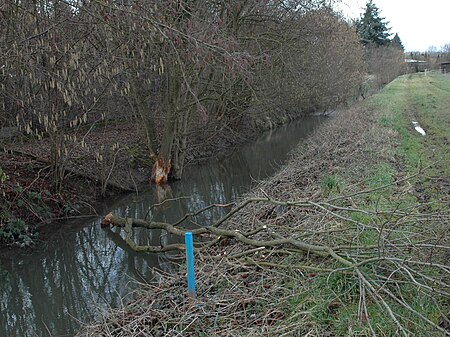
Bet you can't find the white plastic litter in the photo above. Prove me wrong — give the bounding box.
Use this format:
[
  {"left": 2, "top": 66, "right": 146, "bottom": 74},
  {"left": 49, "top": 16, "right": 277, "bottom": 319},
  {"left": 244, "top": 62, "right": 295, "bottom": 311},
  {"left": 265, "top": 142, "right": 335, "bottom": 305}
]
[{"left": 412, "top": 121, "right": 426, "bottom": 136}]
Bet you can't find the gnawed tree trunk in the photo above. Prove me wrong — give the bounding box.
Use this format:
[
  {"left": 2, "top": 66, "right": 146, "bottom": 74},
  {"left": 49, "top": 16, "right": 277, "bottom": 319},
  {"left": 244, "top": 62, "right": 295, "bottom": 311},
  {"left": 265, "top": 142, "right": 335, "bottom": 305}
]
[
  {"left": 151, "top": 158, "right": 171, "bottom": 185},
  {"left": 151, "top": 100, "right": 176, "bottom": 184}
]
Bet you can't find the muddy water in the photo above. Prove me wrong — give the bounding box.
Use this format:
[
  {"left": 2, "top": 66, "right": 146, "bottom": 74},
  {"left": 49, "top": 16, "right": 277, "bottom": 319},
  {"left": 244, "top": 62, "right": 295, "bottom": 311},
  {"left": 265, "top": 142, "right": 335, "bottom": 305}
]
[{"left": 0, "top": 117, "right": 323, "bottom": 337}]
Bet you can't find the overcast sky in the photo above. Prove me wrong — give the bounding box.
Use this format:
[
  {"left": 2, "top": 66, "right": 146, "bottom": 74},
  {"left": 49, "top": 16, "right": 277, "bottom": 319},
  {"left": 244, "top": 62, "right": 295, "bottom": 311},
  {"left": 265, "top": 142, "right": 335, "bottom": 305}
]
[{"left": 336, "top": 0, "right": 450, "bottom": 52}]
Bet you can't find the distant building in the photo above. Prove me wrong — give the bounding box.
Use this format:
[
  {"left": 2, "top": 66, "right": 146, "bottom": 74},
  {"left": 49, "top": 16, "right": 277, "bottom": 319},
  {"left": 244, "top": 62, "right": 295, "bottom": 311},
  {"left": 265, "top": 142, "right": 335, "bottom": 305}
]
[
  {"left": 440, "top": 61, "right": 450, "bottom": 74},
  {"left": 405, "top": 59, "right": 428, "bottom": 73}
]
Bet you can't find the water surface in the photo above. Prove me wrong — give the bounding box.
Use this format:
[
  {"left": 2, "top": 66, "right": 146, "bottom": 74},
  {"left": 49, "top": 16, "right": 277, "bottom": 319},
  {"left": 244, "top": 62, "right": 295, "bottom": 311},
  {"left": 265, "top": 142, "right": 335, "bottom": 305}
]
[{"left": 0, "top": 117, "right": 323, "bottom": 337}]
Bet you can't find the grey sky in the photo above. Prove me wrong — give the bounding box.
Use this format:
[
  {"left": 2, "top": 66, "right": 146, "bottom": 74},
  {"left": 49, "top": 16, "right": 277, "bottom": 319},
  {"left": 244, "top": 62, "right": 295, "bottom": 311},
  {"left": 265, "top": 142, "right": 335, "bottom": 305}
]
[{"left": 337, "top": 0, "right": 449, "bottom": 52}]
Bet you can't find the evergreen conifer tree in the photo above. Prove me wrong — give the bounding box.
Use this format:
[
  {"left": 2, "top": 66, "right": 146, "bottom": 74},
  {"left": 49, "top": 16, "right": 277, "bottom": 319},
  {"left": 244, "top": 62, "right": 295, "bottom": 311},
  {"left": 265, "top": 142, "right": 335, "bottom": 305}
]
[
  {"left": 356, "top": 1, "right": 391, "bottom": 46},
  {"left": 391, "top": 33, "right": 404, "bottom": 50}
]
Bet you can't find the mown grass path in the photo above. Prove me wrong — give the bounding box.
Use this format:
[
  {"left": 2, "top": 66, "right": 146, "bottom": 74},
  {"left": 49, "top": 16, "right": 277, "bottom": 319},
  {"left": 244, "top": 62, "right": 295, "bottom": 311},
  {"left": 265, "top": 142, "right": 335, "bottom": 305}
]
[{"left": 371, "top": 72, "right": 449, "bottom": 205}]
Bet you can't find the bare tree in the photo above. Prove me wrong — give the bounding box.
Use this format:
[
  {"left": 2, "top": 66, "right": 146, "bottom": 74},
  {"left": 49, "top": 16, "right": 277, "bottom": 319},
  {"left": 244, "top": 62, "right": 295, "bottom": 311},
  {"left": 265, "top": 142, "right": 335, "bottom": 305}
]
[{"left": 1, "top": 0, "right": 367, "bottom": 188}]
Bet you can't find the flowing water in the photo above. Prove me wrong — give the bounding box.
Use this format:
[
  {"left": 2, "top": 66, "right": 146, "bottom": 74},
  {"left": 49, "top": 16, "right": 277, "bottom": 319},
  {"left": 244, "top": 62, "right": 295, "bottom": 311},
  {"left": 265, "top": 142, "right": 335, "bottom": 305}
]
[{"left": 0, "top": 117, "right": 323, "bottom": 337}]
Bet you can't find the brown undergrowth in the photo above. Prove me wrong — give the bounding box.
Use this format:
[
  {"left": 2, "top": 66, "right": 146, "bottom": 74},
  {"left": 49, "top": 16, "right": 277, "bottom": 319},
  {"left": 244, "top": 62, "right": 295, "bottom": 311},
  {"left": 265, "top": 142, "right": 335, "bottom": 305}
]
[
  {"left": 0, "top": 115, "right": 264, "bottom": 246},
  {"left": 78, "top": 78, "right": 449, "bottom": 336}
]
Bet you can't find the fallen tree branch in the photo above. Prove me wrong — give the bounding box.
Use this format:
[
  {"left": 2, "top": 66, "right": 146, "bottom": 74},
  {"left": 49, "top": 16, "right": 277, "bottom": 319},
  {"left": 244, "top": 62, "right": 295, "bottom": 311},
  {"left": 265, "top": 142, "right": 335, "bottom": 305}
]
[
  {"left": 104, "top": 211, "right": 353, "bottom": 267},
  {"left": 100, "top": 190, "right": 449, "bottom": 335}
]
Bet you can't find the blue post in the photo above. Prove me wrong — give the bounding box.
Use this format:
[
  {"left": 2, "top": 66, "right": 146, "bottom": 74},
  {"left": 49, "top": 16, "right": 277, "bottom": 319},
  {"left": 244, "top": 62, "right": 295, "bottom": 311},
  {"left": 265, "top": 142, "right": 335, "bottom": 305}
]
[{"left": 185, "top": 232, "right": 196, "bottom": 298}]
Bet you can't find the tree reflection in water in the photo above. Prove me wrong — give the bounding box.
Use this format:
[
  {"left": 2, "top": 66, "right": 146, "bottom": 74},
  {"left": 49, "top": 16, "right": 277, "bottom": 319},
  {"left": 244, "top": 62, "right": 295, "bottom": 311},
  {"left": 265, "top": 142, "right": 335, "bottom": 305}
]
[
  {"left": 0, "top": 218, "right": 166, "bottom": 337},
  {"left": 0, "top": 116, "right": 323, "bottom": 337}
]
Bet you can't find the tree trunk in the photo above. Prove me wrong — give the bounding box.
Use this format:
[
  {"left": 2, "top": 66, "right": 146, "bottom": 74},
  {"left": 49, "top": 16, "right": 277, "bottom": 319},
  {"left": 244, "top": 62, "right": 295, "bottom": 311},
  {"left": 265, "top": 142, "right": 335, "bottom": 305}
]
[
  {"left": 171, "top": 109, "right": 190, "bottom": 180},
  {"left": 131, "top": 84, "right": 158, "bottom": 159},
  {"left": 151, "top": 158, "right": 171, "bottom": 185},
  {"left": 151, "top": 105, "right": 175, "bottom": 184}
]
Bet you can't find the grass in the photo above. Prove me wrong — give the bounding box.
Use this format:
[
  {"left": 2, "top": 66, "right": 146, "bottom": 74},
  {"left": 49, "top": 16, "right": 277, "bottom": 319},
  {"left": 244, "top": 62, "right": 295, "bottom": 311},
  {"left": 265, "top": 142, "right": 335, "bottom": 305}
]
[
  {"left": 366, "top": 163, "right": 395, "bottom": 188},
  {"left": 320, "top": 174, "right": 342, "bottom": 195},
  {"left": 291, "top": 72, "right": 450, "bottom": 336},
  {"left": 371, "top": 73, "right": 449, "bottom": 173},
  {"left": 372, "top": 73, "right": 449, "bottom": 215},
  {"left": 78, "top": 73, "right": 449, "bottom": 337}
]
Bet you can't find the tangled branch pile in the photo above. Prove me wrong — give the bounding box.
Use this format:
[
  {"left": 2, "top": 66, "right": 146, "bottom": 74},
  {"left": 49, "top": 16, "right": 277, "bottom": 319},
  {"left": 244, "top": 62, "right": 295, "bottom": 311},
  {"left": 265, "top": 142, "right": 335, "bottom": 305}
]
[{"left": 79, "top": 103, "right": 449, "bottom": 336}]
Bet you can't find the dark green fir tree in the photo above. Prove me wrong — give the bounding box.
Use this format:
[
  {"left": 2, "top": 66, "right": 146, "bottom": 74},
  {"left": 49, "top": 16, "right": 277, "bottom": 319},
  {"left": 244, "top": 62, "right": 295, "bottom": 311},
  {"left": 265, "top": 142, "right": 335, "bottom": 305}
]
[
  {"left": 391, "top": 33, "right": 404, "bottom": 50},
  {"left": 356, "top": 0, "right": 391, "bottom": 46}
]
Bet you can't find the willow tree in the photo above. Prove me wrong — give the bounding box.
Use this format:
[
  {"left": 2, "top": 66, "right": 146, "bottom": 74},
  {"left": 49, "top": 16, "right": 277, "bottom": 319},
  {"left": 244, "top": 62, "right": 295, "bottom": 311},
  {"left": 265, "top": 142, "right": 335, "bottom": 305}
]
[{"left": 295, "top": 8, "right": 366, "bottom": 109}]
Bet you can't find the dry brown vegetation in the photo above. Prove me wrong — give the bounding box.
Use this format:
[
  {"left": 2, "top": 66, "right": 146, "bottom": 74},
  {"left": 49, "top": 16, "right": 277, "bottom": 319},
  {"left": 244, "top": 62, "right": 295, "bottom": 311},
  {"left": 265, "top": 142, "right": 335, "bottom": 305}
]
[
  {"left": 0, "top": 0, "right": 373, "bottom": 245},
  {"left": 78, "top": 79, "right": 449, "bottom": 336},
  {"left": 1, "top": 0, "right": 365, "bottom": 189}
]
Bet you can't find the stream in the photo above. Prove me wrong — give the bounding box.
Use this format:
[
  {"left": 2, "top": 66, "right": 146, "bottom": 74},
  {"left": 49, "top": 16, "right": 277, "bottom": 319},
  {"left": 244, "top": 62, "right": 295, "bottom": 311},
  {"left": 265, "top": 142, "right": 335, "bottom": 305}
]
[{"left": 0, "top": 117, "right": 323, "bottom": 337}]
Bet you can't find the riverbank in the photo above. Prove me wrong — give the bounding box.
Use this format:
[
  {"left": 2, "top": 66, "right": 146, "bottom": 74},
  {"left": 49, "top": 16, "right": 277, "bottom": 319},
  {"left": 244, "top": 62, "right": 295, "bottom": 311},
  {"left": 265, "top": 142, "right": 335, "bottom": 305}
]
[
  {"left": 79, "top": 73, "right": 449, "bottom": 336},
  {"left": 1, "top": 107, "right": 307, "bottom": 247}
]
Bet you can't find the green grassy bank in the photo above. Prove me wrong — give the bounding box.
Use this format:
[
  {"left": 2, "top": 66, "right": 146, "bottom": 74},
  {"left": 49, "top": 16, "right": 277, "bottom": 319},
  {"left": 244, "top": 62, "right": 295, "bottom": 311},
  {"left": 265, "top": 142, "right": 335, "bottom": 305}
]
[
  {"left": 374, "top": 72, "right": 449, "bottom": 176},
  {"left": 300, "top": 72, "right": 450, "bottom": 336},
  {"left": 79, "top": 73, "right": 449, "bottom": 337}
]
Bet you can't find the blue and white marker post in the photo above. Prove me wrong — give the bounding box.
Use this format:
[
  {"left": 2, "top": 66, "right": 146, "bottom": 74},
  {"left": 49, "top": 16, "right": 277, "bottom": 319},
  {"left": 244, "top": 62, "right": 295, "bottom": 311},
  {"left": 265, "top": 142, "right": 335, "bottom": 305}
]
[{"left": 185, "top": 232, "right": 196, "bottom": 299}]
